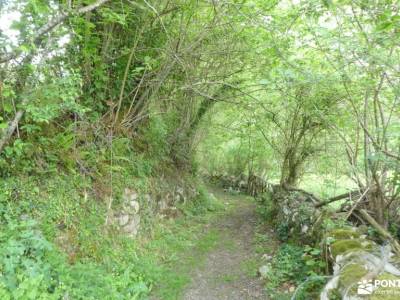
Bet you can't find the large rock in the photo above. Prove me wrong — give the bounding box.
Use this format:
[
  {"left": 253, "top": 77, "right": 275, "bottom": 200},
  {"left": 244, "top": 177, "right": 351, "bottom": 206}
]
[
  {"left": 266, "top": 186, "right": 324, "bottom": 242},
  {"left": 321, "top": 228, "right": 400, "bottom": 299}
]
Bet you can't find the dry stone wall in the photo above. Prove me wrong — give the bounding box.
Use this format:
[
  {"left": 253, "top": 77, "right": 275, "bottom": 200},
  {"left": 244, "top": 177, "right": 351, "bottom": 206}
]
[{"left": 112, "top": 177, "right": 198, "bottom": 237}]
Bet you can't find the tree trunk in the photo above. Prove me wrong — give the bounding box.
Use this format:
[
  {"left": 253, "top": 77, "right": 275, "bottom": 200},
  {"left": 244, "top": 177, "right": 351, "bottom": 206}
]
[
  {"left": 368, "top": 187, "right": 386, "bottom": 228},
  {"left": 280, "top": 151, "right": 302, "bottom": 187}
]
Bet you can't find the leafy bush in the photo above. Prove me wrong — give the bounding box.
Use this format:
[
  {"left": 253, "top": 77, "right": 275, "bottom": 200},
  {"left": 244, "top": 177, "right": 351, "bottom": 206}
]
[
  {"left": 0, "top": 174, "right": 152, "bottom": 300},
  {"left": 0, "top": 218, "right": 63, "bottom": 300},
  {"left": 0, "top": 215, "right": 150, "bottom": 299},
  {"left": 266, "top": 244, "right": 306, "bottom": 287}
]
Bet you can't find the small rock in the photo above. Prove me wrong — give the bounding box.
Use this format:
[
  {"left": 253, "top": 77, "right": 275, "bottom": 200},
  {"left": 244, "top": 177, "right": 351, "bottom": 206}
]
[
  {"left": 301, "top": 224, "right": 309, "bottom": 233},
  {"left": 123, "top": 215, "right": 140, "bottom": 237},
  {"left": 117, "top": 214, "right": 130, "bottom": 226},
  {"left": 129, "top": 200, "right": 140, "bottom": 213},
  {"left": 145, "top": 194, "right": 151, "bottom": 202},
  {"left": 258, "top": 265, "right": 269, "bottom": 279},
  {"left": 123, "top": 188, "right": 138, "bottom": 201},
  {"left": 261, "top": 254, "right": 272, "bottom": 260},
  {"left": 289, "top": 286, "right": 296, "bottom": 293},
  {"left": 159, "top": 200, "right": 168, "bottom": 210}
]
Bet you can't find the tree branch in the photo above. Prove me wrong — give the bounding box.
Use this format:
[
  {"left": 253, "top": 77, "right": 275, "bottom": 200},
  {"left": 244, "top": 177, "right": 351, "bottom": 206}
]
[
  {"left": 315, "top": 190, "right": 361, "bottom": 208},
  {"left": 0, "top": 0, "right": 111, "bottom": 64}
]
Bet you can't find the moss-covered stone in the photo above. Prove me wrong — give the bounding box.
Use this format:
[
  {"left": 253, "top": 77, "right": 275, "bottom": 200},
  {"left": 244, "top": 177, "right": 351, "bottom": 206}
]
[
  {"left": 327, "top": 228, "right": 360, "bottom": 240},
  {"left": 331, "top": 239, "right": 373, "bottom": 258},
  {"left": 338, "top": 263, "right": 368, "bottom": 289},
  {"left": 327, "top": 288, "right": 342, "bottom": 300}
]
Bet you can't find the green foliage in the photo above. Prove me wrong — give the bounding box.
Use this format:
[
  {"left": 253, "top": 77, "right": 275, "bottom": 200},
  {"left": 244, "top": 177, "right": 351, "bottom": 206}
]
[
  {"left": 0, "top": 218, "right": 62, "bottom": 300},
  {"left": 0, "top": 176, "right": 151, "bottom": 300},
  {"left": 183, "top": 185, "right": 224, "bottom": 216},
  {"left": 140, "top": 114, "right": 169, "bottom": 161},
  {"left": 0, "top": 217, "right": 150, "bottom": 299},
  {"left": 266, "top": 244, "right": 306, "bottom": 287},
  {"left": 256, "top": 191, "right": 276, "bottom": 220},
  {"left": 25, "top": 73, "right": 85, "bottom": 124},
  {"left": 1, "top": 0, "right": 400, "bottom": 298},
  {"left": 265, "top": 244, "right": 326, "bottom": 299},
  {"left": 322, "top": 218, "right": 352, "bottom": 232}
]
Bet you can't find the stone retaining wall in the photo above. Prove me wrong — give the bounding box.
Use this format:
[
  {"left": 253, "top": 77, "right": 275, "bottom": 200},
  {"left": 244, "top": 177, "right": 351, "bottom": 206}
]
[{"left": 112, "top": 176, "right": 198, "bottom": 237}]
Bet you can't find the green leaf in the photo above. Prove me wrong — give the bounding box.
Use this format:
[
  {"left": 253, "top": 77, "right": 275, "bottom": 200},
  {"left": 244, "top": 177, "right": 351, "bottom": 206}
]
[
  {"left": 310, "top": 249, "right": 321, "bottom": 255},
  {"left": 19, "top": 45, "right": 30, "bottom": 53},
  {"left": 376, "top": 22, "right": 393, "bottom": 31},
  {"left": 305, "top": 259, "right": 316, "bottom": 266}
]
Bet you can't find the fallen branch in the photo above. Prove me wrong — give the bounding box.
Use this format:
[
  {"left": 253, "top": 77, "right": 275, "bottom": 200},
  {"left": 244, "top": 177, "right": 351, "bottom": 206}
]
[
  {"left": 282, "top": 184, "right": 322, "bottom": 204},
  {"left": 0, "top": 98, "right": 28, "bottom": 153},
  {"left": 315, "top": 190, "right": 361, "bottom": 208},
  {"left": 358, "top": 209, "right": 400, "bottom": 255}
]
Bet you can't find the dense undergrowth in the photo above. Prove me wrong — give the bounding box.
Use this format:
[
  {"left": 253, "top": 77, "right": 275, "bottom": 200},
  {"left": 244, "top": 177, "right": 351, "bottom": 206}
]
[
  {"left": 255, "top": 183, "right": 400, "bottom": 300},
  {"left": 254, "top": 191, "right": 324, "bottom": 299},
  {"left": 0, "top": 177, "right": 150, "bottom": 299},
  {"left": 0, "top": 133, "right": 171, "bottom": 297},
  {"left": 255, "top": 186, "right": 356, "bottom": 300},
  {"left": 0, "top": 168, "right": 223, "bottom": 299}
]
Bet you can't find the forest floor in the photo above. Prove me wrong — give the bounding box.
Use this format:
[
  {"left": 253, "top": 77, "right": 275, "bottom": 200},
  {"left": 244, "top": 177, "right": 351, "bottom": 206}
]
[{"left": 150, "top": 186, "right": 276, "bottom": 300}]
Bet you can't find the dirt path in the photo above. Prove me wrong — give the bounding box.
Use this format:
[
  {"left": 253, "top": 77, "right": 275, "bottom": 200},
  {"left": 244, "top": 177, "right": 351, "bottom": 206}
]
[{"left": 183, "top": 187, "right": 272, "bottom": 300}]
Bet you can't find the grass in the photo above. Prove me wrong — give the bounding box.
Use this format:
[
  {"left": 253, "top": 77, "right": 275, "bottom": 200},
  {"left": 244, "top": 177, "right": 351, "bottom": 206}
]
[
  {"left": 1, "top": 173, "right": 272, "bottom": 300},
  {"left": 218, "top": 274, "right": 238, "bottom": 283},
  {"left": 140, "top": 191, "right": 228, "bottom": 300},
  {"left": 240, "top": 257, "right": 259, "bottom": 277},
  {"left": 145, "top": 186, "right": 264, "bottom": 299},
  {"left": 145, "top": 228, "right": 221, "bottom": 299}
]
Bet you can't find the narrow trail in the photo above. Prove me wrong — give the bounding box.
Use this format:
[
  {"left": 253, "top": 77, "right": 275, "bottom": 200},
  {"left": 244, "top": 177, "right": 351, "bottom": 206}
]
[{"left": 183, "top": 187, "right": 273, "bottom": 300}]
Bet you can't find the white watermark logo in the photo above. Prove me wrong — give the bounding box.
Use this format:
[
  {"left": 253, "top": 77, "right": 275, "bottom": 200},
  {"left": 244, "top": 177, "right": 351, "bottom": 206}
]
[
  {"left": 357, "top": 280, "right": 373, "bottom": 295},
  {"left": 357, "top": 279, "right": 400, "bottom": 296}
]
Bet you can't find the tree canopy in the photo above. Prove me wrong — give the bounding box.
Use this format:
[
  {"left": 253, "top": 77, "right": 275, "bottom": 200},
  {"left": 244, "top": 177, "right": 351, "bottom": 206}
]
[{"left": 1, "top": 0, "right": 400, "bottom": 298}]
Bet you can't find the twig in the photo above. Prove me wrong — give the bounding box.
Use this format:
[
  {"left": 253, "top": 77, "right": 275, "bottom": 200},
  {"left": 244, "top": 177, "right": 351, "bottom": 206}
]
[{"left": 345, "top": 187, "right": 370, "bottom": 220}]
